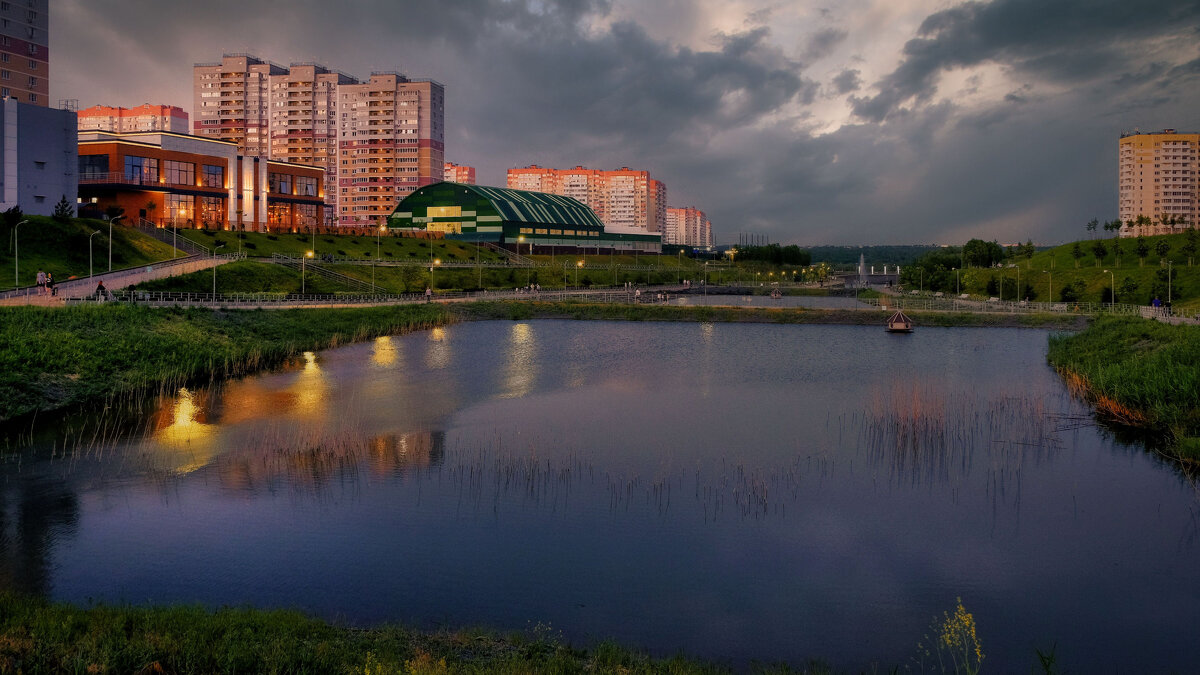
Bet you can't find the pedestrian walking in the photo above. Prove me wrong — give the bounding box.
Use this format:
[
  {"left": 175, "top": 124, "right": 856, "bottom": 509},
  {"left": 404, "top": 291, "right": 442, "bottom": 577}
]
[
  {"left": 36, "top": 269, "right": 46, "bottom": 295},
  {"left": 46, "top": 272, "right": 56, "bottom": 297},
  {"left": 425, "top": 287, "right": 432, "bottom": 302}
]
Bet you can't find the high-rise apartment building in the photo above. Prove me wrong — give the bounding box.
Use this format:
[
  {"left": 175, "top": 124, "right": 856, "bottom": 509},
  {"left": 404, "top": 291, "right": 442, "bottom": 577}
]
[
  {"left": 193, "top": 54, "right": 286, "bottom": 156},
  {"left": 506, "top": 165, "right": 665, "bottom": 232},
  {"left": 194, "top": 56, "right": 443, "bottom": 228},
  {"left": 269, "top": 63, "right": 357, "bottom": 224},
  {"left": 336, "top": 73, "right": 444, "bottom": 227},
  {"left": 444, "top": 161, "right": 475, "bottom": 184},
  {"left": 665, "top": 207, "right": 713, "bottom": 247},
  {"left": 1118, "top": 129, "right": 1198, "bottom": 236},
  {"left": 77, "top": 104, "right": 189, "bottom": 133},
  {"left": 0, "top": 0, "right": 48, "bottom": 106}
]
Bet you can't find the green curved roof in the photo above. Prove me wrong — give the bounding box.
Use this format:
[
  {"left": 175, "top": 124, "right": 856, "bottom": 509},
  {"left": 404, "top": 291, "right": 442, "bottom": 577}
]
[{"left": 436, "top": 182, "right": 605, "bottom": 229}]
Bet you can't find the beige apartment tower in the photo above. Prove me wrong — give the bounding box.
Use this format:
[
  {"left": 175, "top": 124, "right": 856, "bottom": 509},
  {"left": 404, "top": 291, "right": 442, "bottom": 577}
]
[
  {"left": 506, "top": 165, "right": 665, "bottom": 232},
  {"left": 193, "top": 54, "right": 286, "bottom": 156},
  {"left": 1118, "top": 129, "right": 1198, "bottom": 236},
  {"left": 337, "top": 73, "right": 444, "bottom": 227},
  {"left": 665, "top": 207, "right": 713, "bottom": 247},
  {"left": 0, "top": 0, "right": 48, "bottom": 105}
]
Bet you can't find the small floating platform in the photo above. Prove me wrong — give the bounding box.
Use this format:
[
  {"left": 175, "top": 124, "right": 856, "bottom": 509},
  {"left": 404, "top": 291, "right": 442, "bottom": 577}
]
[{"left": 886, "top": 309, "right": 914, "bottom": 333}]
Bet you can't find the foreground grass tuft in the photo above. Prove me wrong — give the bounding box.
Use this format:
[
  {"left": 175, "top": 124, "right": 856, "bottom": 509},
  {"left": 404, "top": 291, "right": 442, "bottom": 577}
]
[{"left": 1047, "top": 316, "right": 1200, "bottom": 458}]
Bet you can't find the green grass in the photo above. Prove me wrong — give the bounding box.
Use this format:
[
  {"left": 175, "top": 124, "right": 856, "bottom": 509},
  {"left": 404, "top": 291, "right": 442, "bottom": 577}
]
[
  {"left": 0, "top": 216, "right": 179, "bottom": 290},
  {"left": 133, "top": 260, "right": 360, "bottom": 295},
  {"left": 956, "top": 231, "right": 1200, "bottom": 311},
  {"left": 0, "top": 303, "right": 450, "bottom": 422},
  {"left": 1047, "top": 316, "right": 1200, "bottom": 458},
  {"left": 1, "top": 592, "right": 793, "bottom": 675}
]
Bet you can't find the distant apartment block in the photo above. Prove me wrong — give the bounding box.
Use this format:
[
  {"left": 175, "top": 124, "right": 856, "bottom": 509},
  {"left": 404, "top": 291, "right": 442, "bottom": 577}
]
[
  {"left": 444, "top": 161, "right": 475, "bottom": 184},
  {"left": 337, "top": 73, "right": 444, "bottom": 227},
  {"left": 77, "top": 130, "right": 323, "bottom": 232},
  {"left": 193, "top": 55, "right": 443, "bottom": 228},
  {"left": 1118, "top": 129, "right": 1198, "bottom": 236},
  {"left": 77, "top": 104, "right": 189, "bottom": 133},
  {"left": 665, "top": 207, "right": 713, "bottom": 248},
  {"left": 0, "top": 0, "right": 47, "bottom": 106},
  {"left": 0, "top": 97, "right": 76, "bottom": 215},
  {"left": 505, "top": 165, "right": 666, "bottom": 233}
]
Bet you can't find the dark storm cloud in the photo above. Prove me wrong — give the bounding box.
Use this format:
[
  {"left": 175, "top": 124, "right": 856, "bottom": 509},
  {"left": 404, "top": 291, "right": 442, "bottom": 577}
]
[
  {"left": 52, "top": 0, "right": 1200, "bottom": 244},
  {"left": 851, "top": 0, "right": 1200, "bottom": 122}
]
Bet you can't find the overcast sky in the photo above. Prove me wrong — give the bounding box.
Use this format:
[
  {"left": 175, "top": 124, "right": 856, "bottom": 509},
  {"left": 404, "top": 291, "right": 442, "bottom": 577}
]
[{"left": 53, "top": 0, "right": 1200, "bottom": 245}]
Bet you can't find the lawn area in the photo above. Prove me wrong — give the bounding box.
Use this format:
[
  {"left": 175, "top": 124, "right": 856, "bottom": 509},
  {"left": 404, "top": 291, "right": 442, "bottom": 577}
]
[{"left": 0, "top": 216, "right": 178, "bottom": 291}]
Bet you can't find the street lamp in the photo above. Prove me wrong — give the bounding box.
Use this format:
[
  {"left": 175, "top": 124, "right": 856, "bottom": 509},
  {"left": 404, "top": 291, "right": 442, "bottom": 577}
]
[
  {"left": 109, "top": 214, "right": 125, "bottom": 272},
  {"left": 302, "top": 249, "right": 314, "bottom": 294},
  {"left": 13, "top": 219, "right": 27, "bottom": 289},
  {"left": 954, "top": 267, "right": 959, "bottom": 295},
  {"left": 1168, "top": 260, "right": 1173, "bottom": 304},
  {"left": 518, "top": 234, "right": 526, "bottom": 257},
  {"left": 1103, "top": 269, "right": 1115, "bottom": 309},
  {"left": 89, "top": 230, "right": 100, "bottom": 279},
  {"left": 212, "top": 242, "right": 226, "bottom": 297},
  {"left": 431, "top": 258, "right": 441, "bottom": 291},
  {"left": 575, "top": 259, "right": 583, "bottom": 286},
  {"left": 1016, "top": 266, "right": 1021, "bottom": 302}
]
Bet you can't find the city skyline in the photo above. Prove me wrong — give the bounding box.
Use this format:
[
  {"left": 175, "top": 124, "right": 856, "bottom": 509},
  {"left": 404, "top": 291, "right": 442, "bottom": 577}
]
[{"left": 52, "top": 0, "right": 1200, "bottom": 245}]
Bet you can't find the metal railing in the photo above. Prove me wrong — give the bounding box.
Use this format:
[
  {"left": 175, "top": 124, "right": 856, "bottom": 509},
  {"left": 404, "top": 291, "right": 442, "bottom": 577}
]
[
  {"left": 858, "top": 295, "right": 1148, "bottom": 316},
  {"left": 269, "top": 254, "right": 377, "bottom": 293},
  {"left": 133, "top": 219, "right": 212, "bottom": 256}
]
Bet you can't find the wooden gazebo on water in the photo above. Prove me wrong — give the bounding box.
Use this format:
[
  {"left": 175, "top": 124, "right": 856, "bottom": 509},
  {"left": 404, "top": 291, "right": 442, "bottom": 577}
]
[{"left": 886, "top": 309, "right": 914, "bottom": 333}]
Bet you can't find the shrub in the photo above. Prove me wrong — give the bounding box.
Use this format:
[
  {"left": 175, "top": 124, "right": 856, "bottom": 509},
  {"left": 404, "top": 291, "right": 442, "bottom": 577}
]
[
  {"left": 267, "top": 234, "right": 278, "bottom": 240},
  {"left": 336, "top": 250, "right": 346, "bottom": 256},
  {"left": 243, "top": 242, "right": 257, "bottom": 250}
]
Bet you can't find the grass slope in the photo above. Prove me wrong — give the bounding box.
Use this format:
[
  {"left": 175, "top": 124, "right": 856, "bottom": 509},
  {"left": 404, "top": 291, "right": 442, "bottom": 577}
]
[
  {"left": 1047, "top": 316, "right": 1200, "bottom": 457},
  {"left": 133, "top": 260, "right": 360, "bottom": 295},
  {"left": 0, "top": 303, "right": 449, "bottom": 422},
  {"left": 0, "top": 216, "right": 178, "bottom": 290}
]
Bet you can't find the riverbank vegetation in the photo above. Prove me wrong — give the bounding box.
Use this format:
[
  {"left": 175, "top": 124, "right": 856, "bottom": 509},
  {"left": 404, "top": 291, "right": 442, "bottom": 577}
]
[
  {"left": 0, "top": 303, "right": 449, "bottom": 423},
  {"left": 1047, "top": 316, "right": 1200, "bottom": 459},
  {"left": 0, "top": 592, "right": 764, "bottom": 675},
  {"left": 452, "top": 300, "right": 1088, "bottom": 330}
]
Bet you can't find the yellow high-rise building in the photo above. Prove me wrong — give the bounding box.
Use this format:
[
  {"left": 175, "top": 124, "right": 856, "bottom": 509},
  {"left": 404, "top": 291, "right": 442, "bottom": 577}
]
[{"left": 1118, "top": 129, "right": 1198, "bottom": 236}]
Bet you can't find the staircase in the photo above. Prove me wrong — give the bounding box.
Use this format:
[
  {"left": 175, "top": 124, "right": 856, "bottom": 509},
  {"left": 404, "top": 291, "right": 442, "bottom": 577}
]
[
  {"left": 480, "top": 241, "right": 538, "bottom": 266},
  {"left": 133, "top": 218, "right": 210, "bottom": 256},
  {"left": 270, "top": 254, "right": 379, "bottom": 293}
]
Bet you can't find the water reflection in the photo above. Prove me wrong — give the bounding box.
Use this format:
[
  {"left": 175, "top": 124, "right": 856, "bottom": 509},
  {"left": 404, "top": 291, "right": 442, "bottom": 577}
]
[
  {"left": 425, "top": 327, "right": 452, "bottom": 369},
  {"left": 148, "top": 387, "right": 218, "bottom": 474},
  {"left": 500, "top": 323, "right": 537, "bottom": 399},
  {"left": 372, "top": 336, "right": 398, "bottom": 367},
  {"left": 0, "top": 477, "right": 78, "bottom": 595}
]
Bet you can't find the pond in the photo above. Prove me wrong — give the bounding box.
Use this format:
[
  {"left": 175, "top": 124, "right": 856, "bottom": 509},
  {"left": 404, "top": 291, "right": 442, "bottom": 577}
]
[{"left": 2, "top": 320, "right": 1198, "bottom": 672}]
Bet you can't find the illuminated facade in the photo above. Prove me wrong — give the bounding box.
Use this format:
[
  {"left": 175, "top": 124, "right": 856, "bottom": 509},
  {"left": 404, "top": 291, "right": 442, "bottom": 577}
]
[
  {"left": 389, "top": 181, "right": 661, "bottom": 252},
  {"left": 192, "top": 54, "right": 285, "bottom": 156},
  {"left": 77, "top": 131, "right": 324, "bottom": 232},
  {"left": 444, "top": 161, "right": 476, "bottom": 184},
  {"left": 77, "top": 104, "right": 189, "bottom": 133},
  {"left": 506, "top": 165, "right": 666, "bottom": 232},
  {"left": 1118, "top": 129, "right": 1198, "bottom": 236},
  {"left": 665, "top": 206, "right": 713, "bottom": 247}
]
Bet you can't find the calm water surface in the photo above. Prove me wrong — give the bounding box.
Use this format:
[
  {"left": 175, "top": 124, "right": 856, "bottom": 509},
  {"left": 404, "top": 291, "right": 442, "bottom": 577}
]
[{"left": 2, "top": 321, "right": 1198, "bottom": 672}]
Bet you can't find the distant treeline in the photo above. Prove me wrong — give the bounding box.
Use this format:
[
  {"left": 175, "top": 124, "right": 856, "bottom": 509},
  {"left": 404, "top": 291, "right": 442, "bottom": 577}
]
[
  {"left": 807, "top": 245, "right": 942, "bottom": 265},
  {"left": 735, "top": 244, "right": 812, "bottom": 265}
]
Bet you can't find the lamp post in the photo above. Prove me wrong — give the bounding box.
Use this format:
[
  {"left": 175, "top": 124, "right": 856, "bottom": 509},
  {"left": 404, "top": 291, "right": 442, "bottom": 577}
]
[
  {"left": 431, "top": 258, "right": 441, "bottom": 291},
  {"left": 13, "top": 219, "right": 27, "bottom": 289},
  {"left": 704, "top": 261, "right": 709, "bottom": 304},
  {"left": 212, "top": 242, "right": 225, "bottom": 297},
  {"left": 89, "top": 230, "right": 100, "bottom": 279},
  {"left": 954, "top": 267, "right": 960, "bottom": 295},
  {"left": 1103, "top": 269, "right": 1114, "bottom": 309},
  {"left": 575, "top": 259, "right": 583, "bottom": 286},
  {"left": 173, "top": 208, "right": 186, "bottom": 258},
  {"left": 109, "top": 214, "right": 124, "bottom": 272},
  {"left": 302, "top": 249, "right": 313, "bottom": 294},
  {"left": 518, "top": 234, "right": 525, "bottom": 258},
  {"left": 1168, "top": 260, "right": 1173, "bottom": 304},
  {"left": 1043, "top": 270, "right": 1052, "bottom": 302},
  {"left": 1016, "top": 266, "right": 1021, "bottom": 302}
]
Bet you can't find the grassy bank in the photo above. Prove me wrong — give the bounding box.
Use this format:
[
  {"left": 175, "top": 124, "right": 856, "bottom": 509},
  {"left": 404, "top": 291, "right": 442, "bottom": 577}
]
[
  {"left": 1047, "top": 316, "right": 1200, "bottom": 458},
  {"left": 0, "top": 303, "right": 450, "bottom": 423},
  {"left": 0, "top": 593, "right": 771, "bottom": 675},
  {"left": 452, "top": 300, "right": 1089, "bottom": 330}
]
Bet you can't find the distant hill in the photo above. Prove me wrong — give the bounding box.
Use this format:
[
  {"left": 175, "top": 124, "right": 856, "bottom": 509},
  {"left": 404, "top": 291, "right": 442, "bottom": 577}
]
[{"left": 808, "top": 245, "right": 942, "bottom": 266}]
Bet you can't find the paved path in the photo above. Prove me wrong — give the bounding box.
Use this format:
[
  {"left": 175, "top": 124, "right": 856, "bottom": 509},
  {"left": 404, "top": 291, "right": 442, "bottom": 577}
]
[{"left": 0, "top": 256, "right": 225, "bottom": 306}]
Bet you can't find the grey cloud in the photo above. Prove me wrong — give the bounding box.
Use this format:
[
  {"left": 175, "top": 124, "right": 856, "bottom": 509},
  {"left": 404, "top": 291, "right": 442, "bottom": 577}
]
[
  {"left": 803, "top": 27, "right": 847, "bottom": 62},
  {"left": 831, "top": 68, "right": 862, "bottom": 94}
]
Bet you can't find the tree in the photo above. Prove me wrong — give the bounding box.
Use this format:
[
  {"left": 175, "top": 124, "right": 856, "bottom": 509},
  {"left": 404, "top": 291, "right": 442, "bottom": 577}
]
[
  {"left": 1071, "top": 242, "right": 1084, "bottom": 268},
  {"left": 1135, "top": 237, "right": 1150, "bottom": 267},
  {"left": 963, "top": 238, "right": 1004, "bottom": 268},
  {"left": 1086, "top": 218, "right": 1098, "bottom": 235},
  {"left": 1111, "top": 234, "right": 1122, "bottom": 267},
  {"left": 2, "top": 204, "right": 21, "bottom": 228},
  {"left": 985, "top": 276, "right": 999, "bottom": 297},
  {"left": 1155, "top": 239, "right": 1171, "bottom": 265},
  {"left": 52, "top": 195, "right": 74, "bottom": 222},
  {"left": 1060, "top": 280, "right": 1086, "bottom": 303},
  {"left": 1119, "top": 276, "right": 1139, "bottom": 302},
  {"left": 1182, "top": 228, "right": 1197, "bottom": 267},
  {"left": 1090, "top": 240, "right": 1107, "bottom": 266}
]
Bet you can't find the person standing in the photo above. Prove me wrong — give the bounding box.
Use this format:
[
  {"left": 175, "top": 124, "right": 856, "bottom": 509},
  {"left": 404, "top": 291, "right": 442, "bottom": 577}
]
[
  {"left": 46, "top": 272, "right": 56, "bottom": 297},
  {"left": 36, "top": 269, "right": 46, "bottom": 295}
]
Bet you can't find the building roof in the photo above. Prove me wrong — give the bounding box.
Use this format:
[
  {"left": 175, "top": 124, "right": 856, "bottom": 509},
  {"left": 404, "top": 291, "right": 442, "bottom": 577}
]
[{"left": 433, "top": 182, "right": 605, "bottom": 229}]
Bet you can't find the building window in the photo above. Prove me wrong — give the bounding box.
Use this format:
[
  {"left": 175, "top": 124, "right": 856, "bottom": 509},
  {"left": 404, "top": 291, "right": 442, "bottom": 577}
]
[
  {"left": 79, "top": 154, "right": 109, "bottom": 177},
  {"left": 268, "top": 171, "right": 292, "bottom": 194},
  {"left": 27, "top": 92, "right": 34, "bottom": 102},
  {"left": 0, "top": 54, "right": 7, "bottom": 63},
  {"left": 201, "top": 164, "right": 224, "bottom": 188},
  {"left": 1, "top": 88, "right": 8, "bottom": 97},
  {"left": 268, "top": 201, "right": 291, "bottom": 227},
  {"left": 124, "top": 155, "right": 158, "bottom": 184},
  {"left": 200, "top": 196, "right": 225, "bottom": 228},
  {"left": 163, "top": 160, "right": 194, "bottom": 186},
  {"left": 1, "top": 71, "right": 8, "bottom": 80},
  {"left": 165, "top": 193, "right": 192, "bottom": 226},
  {"left": 27, "top": 76, "right": 35, "bottom": 87},
  {"left": 33, "top": 195, "right": 44, "bottom": 203},
  {"left": 295, "top": 175, "right": 317, "bottom": 196},
  {"left": 27, "top": 59, "right": 34, "bottom": 69}
]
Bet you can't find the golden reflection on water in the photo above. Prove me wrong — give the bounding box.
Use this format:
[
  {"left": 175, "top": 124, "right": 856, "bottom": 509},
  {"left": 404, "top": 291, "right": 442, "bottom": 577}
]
[
  {"left": 293, "top": 351, "right": 329, "bottom": 417},
  {"left": 372, "top": 336, "right": 398, "bottom": 367},
  {"left": 149, "top": 387, "right": 217, "bottom": 474},
  {"left": 500, "top": 323, "right": 538, "bottom": 398},
  {"left": 425, "top": 327, "right": 452, "bottom": 369}
]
